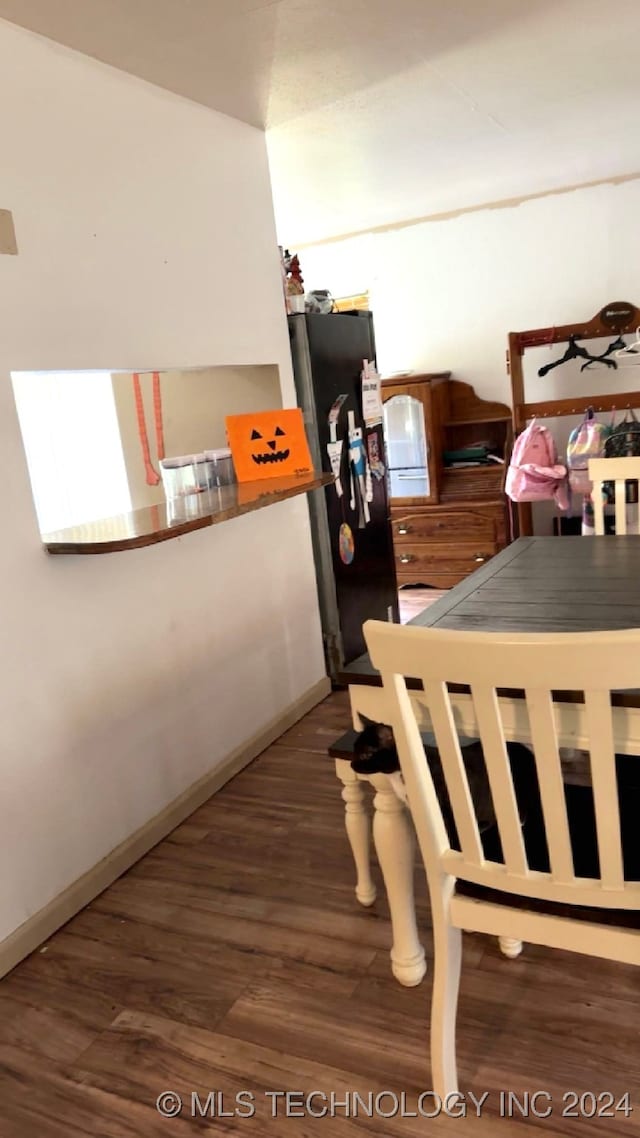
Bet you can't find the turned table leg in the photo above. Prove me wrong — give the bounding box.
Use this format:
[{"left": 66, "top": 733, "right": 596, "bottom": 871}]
[
  {"left": 499, "top": 936, "right": 524, "bottom": 959},
  {"left": 335, "top": 759, "right": 376, "bottom": 906},
  {"left": 370, "top": 773, "right": 427, "bottom": 987}
]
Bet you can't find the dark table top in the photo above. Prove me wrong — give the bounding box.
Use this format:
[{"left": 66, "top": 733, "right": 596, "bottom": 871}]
[{"left": 340, "top": 536, "right": 640, "bottom": 704}]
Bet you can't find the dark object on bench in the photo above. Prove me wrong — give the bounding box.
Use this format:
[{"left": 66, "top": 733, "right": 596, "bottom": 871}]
[{"left": 328, "top": 729, "right": 363, "bottom": 761}]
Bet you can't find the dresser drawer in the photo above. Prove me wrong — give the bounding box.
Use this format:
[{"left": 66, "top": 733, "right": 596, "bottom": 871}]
[
  {"left": 391, "top": 509, "right": 498, "bottom": 544},
  {"left": 395, "top": 541, "right": 498, "bottom": 577}
]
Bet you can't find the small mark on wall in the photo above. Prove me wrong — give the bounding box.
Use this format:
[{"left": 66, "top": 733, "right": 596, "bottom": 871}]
[{"left": 0, "top": 210, "right": 18, "bottom": 255}]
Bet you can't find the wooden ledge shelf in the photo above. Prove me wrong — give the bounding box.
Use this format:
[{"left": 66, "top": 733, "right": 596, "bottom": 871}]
[{"left": 43, "top": 471, "right": 334, "bottom": 555}]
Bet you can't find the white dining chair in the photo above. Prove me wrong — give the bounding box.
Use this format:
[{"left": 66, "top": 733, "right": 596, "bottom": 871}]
[
  {"left": 588, "top": 456, "right": 640, "bottom": 534},
  {"left": 363, "top": 618, "right": 640, "bottom": 1097}
]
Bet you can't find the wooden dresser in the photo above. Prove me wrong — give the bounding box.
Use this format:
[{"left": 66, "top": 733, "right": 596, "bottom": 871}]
[{"left": 382, "top": 373, "right": 513, "bottom": 589}]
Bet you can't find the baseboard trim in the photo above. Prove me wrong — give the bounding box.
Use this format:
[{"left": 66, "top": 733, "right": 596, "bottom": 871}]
[{"left": 0, "top": 675, "right": 331, "bottom": 979}]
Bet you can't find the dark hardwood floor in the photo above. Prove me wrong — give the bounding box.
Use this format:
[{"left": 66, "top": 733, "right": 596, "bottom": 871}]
[{"left": 1, "top": 690, "right": 638, "bottom": 1136}]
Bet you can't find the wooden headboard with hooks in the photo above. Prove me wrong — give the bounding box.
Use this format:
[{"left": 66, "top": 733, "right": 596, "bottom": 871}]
[{"left": 507, "top": 300, "right": 640, "bottom": 536}]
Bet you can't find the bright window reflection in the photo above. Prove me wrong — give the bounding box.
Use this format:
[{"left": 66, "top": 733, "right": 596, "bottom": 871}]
[{"left": 11, "top": 370, "right": 131, "bottom": 534}]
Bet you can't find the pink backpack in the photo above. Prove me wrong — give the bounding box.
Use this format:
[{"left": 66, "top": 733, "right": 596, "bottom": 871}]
[{"left": 506, "top": 419, "right": 569, "bottom": 510}]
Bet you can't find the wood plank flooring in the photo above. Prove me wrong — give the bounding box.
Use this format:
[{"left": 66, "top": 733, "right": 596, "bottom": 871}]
[{"left": 1, "top": 690, "right": 639, "bottom": 1136}]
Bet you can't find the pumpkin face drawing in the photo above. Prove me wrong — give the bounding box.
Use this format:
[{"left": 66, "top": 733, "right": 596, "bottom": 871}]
[
  {"left": 250, "top": 425, "right": 289, "bottom": 466},
  {"left": 226, "top": 408, "right": 313, "bottom": 482}
]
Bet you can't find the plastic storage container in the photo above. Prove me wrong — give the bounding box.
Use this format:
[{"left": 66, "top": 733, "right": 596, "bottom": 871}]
[
  {"left": 204, "top": 448, "right": 236, "bottom": 487},
  {"left": 161, "top": 450, "right": 236, "bottom": 499},
  {"left": 160, "top": 456, "right": 198, "bottom": 499}
]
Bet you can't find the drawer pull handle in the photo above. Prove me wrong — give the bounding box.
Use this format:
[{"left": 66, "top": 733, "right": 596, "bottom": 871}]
[
  {"left": 474, "top": 555, "right": 486, "bottom": 563},
  {"left": 399, "top": 554, "right": 414, "bottom": 564},
  {"left": 397, "top": 525, "right": 411, "bottom": 535}
]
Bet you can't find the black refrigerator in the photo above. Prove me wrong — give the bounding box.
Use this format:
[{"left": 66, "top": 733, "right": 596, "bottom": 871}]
[{"left": 288, "top": 312, "right": 399, "bottom": 680}]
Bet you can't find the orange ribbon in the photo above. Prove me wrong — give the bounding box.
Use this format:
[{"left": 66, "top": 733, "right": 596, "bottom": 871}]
[{"left": 133, "top": 371, "right": 164, "bottom": 485}]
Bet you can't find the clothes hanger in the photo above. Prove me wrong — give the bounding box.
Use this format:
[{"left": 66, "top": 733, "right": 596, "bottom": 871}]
[
  {"left": 538, "top": 335, "right": 607, "bottom": 377},
  {"left": 580, "top": 335, "right": 626, "bottom": 371},
  {"left": 615, "top": 327, "right": 640, "bottom": 362}
]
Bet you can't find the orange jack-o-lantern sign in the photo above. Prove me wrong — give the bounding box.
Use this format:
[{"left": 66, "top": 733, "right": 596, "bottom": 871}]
[{"left": 226, "top": 408, "right": 314, "bottom": 482}]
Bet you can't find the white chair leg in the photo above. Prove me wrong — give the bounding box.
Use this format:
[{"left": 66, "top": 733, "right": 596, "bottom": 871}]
[
  {"left": 335, "top": 760, "right": 376, "bottom": 906},
  {"left": 371, "top": 775, "right": 427, "bottom": 987},
  {"left": 499, "top": 936, "right": 524, "bottom": 959},
  {"left": 431, "top": 919, "right": 462, "bottom": 1099}
]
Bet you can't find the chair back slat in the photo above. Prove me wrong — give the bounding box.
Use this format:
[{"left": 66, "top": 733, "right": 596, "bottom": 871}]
[
  {"left": 593, "top": 487, "right": 606, "bottom": 535},
  {"left": 423, "top": 680, "right": 483, "bottom": 865},
  {"left": 615, "top": 480, "right": 627, "bottom": 535},
  {"left": 525, "top": 688, "right": 575, "bottom": 883},
  {"left": 471, "top": 684, "right": 527, "bottom": 876},
  {"left": 389, "top": 673, "right": 452, "bottom": 858},
  {"left": 584, "top": 689, "right": 624, "bottom": 890}
]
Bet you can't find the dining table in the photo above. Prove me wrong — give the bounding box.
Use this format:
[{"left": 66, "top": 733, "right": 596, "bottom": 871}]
[{"left": 330, "top": 536, "right": 640, "bottom": 986}]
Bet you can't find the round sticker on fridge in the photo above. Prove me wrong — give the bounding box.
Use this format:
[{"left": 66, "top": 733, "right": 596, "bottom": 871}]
[{"left": 339, "top": 523, "right": 355, "bottom": 565}]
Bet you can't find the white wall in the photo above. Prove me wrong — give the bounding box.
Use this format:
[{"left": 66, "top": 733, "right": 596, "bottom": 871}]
[
  {"left": 298, "top": 180, "right": 640, "bottom": 530},
  {"left": 0, "top": 20, "right": 325, "bottom": 944},
  {"left": 299, "top": 181, "right": 640, "bottom": 397}
]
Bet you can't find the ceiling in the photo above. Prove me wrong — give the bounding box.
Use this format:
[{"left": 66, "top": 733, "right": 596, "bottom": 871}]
[{"left": 2, "top": 0, "right": 640, "bottom": 244}]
